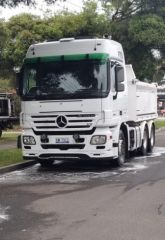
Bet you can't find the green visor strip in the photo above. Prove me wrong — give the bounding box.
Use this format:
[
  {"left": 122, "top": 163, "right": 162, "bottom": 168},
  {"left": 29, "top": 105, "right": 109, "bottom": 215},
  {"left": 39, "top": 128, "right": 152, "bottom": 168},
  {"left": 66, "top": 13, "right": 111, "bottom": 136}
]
[{"left": 24, "top": 53, "right": 109, "bottom": 64}]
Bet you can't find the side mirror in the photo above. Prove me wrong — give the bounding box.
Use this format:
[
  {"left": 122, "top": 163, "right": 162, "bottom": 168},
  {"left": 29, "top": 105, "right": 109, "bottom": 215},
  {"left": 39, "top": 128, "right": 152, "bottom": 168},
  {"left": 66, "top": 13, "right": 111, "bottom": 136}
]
[
  {"left": 117, "top": 82, "right": 125, "bottom": 92},
  {"left": 116, "top": 65, "right": 125, "bottom": 92},
  {"left": 116, "top": 65, "right": 124, "bottom": 83},
  {"left": 113, "top": 64, "right": 125, "bottom": 100}
]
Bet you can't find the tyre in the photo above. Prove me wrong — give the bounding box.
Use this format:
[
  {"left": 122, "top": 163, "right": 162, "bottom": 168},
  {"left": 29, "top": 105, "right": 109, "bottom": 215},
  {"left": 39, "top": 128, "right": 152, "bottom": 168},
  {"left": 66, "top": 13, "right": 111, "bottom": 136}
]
[
  {"left": 148, "top": 124, "right": 155, "bottom": 153},
  {"left": 39, "top": 159, "right": 54, "bottom": 168},
  {"left": 116, "top": 129, "right": 126, "bottom": 166},
  {"left": 139, "top": 126, "right": 148, "bottom": 156},
  {"left": 17, "top": 135, "right": 22, "bottom": 149}
]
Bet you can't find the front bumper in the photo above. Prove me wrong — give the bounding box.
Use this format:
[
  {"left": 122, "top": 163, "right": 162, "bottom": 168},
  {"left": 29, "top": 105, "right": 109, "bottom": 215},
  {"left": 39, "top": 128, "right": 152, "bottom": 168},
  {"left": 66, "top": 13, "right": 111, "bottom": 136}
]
[{"left": 22, "top": 128, "right": 116, "bottom": 161}]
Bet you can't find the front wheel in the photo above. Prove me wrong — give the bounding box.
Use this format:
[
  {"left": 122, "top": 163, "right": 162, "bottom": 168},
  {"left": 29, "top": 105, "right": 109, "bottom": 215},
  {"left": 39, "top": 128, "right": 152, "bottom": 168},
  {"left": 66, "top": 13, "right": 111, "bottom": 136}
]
[
  {"left": 39, "top": 159, "right": 54, "bottom": 168},
  {"left": 116, "top": 130, "right": 126, "bottom": 166}
]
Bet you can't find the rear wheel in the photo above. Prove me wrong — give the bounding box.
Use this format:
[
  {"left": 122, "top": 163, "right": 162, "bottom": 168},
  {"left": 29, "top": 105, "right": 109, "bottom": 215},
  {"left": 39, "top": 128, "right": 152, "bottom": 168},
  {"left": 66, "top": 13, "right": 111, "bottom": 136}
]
[
  {"left": 116, "top": 130, "right": 126, "bottom": 166},
  {"left": 148, "top": 124, "right": 155, "bottom": 153},
  {"left": 139, "top": 126, "right": 148, "bottom": 156}
]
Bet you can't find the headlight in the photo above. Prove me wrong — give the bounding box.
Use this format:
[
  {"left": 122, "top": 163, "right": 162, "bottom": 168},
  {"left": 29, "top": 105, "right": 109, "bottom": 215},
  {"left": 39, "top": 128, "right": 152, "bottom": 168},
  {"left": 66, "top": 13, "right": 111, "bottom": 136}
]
[
  {"left": 23, "top": 136, "right": 36, "bottom": 145},
  {"left": 90, "top": 135, "right": 107, "bottom": 145}
]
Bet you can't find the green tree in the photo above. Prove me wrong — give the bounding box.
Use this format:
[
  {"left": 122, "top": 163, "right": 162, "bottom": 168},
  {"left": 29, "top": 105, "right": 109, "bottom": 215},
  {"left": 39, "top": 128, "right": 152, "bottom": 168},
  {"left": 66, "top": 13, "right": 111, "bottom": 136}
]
[
  {"left": 0, "top": 0, "right": 60, "bottom": 7},
  {"left": 79, "top": 0, "right": 110, "bottom": 37},
  {"left": 101, "top": 0, "right": 165, "bottom": 81},
  {"left": 3, "top": 14, "right": 41, "bottom": 68},
  {"left": 3, "top": 2, "right": 110, "bottom": 71},
  {"left": 1, "top": 0, "right": 165, "bottom": 84},
  {"left": 101, "top": 0, "right": 165, "bottom": 21},
  {"left": 0, "top": 20, "right": 8, "bottom": 77},
  {"left": 128, "top": 14, "right": 165, "bottom": 81}
]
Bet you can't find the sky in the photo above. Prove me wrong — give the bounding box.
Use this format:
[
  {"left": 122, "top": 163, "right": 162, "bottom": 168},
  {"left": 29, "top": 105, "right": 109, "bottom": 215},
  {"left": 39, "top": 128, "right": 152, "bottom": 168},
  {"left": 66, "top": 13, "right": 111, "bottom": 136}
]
[{"left": 0, "top": 0, "right": 84, "bottom": 20}]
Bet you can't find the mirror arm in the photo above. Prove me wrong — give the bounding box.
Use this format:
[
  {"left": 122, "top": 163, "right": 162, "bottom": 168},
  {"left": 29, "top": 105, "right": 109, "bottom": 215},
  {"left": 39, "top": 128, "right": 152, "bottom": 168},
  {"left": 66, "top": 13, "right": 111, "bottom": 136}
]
[{"left": 113, "top": 71, "right": 118, "bottom": 100}]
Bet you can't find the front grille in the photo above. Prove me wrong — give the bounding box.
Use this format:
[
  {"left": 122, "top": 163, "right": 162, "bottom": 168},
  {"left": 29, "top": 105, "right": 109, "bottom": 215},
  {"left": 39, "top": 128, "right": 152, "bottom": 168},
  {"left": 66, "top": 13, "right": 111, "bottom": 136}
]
[
  {"left": 41, "top": 144, "right": 85, "bottom": 150},
  {"left": 66, "top": 114, "right": 95, "bottom": 118},
  {"left": 36, "top": 126, "right": 58, "bottom": 129},
  {"left": 31, "top": 113, "right": 97, "bottom": 132},
  {"left": 69, "top": 120, "right": 92, "bottom": 123},
  {"left": 34, "top": 120, "right": 55, "bottom": 124},
  {"left": 31, "top": 115, "right": 58, "bottom": 118}
]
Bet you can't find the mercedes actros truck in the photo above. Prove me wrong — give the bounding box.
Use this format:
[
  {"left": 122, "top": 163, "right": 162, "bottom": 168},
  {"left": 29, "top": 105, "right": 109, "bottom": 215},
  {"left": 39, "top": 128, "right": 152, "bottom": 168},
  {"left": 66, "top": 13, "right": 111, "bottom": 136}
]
[{"left": 17, "top": 37, "right": 157, "bottom": 167}]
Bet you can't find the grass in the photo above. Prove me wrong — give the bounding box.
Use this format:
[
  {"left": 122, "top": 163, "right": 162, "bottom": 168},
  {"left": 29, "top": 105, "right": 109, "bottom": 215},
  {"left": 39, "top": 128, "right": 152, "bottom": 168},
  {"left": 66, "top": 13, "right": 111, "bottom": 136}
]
[
  {"left": 155, "top": 120, "right": 165, "bottom": 129},
  {"left": 0, "top": 148, "right": 23, "bottom": 168},
  {"left": 0, "top": 131, "right": 23, "bottom": 168},
  {"left": 0, "top": 132, "right": 20, "bottom": 143}
]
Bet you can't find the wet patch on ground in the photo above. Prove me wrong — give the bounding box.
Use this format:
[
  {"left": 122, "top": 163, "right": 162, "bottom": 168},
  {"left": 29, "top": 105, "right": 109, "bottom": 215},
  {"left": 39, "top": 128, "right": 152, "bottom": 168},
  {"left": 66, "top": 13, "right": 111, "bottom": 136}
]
[
  {"left": 0, "top": 147, "right": 165, "bottom": 185},
  {"left": 0, "top": 205, "right": 10, "bottom": 224}
]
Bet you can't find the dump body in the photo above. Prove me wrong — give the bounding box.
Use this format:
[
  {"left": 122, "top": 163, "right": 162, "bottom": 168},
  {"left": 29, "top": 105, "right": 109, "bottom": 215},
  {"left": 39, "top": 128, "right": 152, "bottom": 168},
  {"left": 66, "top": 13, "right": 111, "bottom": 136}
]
[{"left": 126, "top": 65, "right": 157, "bottom": 122}]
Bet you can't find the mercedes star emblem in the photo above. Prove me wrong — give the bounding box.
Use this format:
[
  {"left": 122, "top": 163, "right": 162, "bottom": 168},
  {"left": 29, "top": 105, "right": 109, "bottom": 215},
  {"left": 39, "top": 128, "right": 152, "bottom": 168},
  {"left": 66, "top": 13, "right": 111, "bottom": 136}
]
[{"left": 56, "top": 115, "right": 67, "bottom": 128}]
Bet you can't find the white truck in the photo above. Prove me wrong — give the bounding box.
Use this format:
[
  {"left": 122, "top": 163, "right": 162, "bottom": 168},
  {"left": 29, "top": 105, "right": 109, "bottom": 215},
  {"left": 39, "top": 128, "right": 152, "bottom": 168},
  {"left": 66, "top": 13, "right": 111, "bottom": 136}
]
[
  {"left": 17, "top": 37, "right": 157, "bottom": 167},
  {"left": 0, "top": 93, "right": 17, "bottom": 136}
]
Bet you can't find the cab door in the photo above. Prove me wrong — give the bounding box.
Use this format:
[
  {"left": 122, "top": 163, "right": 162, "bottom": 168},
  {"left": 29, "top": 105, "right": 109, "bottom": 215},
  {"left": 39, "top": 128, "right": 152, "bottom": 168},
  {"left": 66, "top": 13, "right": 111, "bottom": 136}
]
[{"left": 110, "top": 61, "right": 128, "bottom": 122}]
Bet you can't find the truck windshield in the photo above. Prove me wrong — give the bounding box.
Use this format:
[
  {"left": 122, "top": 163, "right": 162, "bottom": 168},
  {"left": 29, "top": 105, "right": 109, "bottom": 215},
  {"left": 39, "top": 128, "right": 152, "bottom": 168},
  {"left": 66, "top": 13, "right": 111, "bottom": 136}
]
[{"left": 22, "top": 59, "right": 109, "bottom": 100}]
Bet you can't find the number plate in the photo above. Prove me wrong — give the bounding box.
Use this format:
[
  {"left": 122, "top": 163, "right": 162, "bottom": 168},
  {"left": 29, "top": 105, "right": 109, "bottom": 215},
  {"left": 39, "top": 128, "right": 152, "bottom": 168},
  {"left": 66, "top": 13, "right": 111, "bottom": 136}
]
[{"left": 56, "top": 138, "right": 69, "bottom": 144}]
